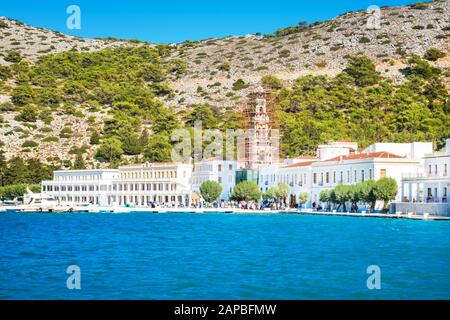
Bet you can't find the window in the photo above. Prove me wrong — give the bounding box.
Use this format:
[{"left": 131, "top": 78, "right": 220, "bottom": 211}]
[
  {"left": 361, "top": 170, "right": 365, "bottom": 182},
  {"left": 218, "top": 177, "right": 222, "bottom": 183},
  {"left": 445, "top": 164, "right": 448, "bottom": 176},
  {"left": 326, "top": 172, "right": 329, "bottom": 184},
  {"left": 229, "top": 164, "right": 233, "bottom": 170},
  {"left": 354, "top": 170, "right": 357, "bottom": 183},
  {"left": 428, "top": 165, "right": 432, "bottom": 174},
  {"left": 435, "top": 165, "right": 438, "bottom": 175},
  {"left": 380, "top": 169, "right": 387, "bottom": 179},
  {"left": 347, "top": 170, "right": 350, "bottom": 183},
  {"left": 369, "top": 169, "right": 372, "bottom": 180},
  {"left": 313, "top": 173, "right": 317, "bottom": 184},
  {"left": 333, "top": 172, "right": 336, "bottom": 184},
  {"left": 218, "top": 164, "right": 222, "bottom": 172}
]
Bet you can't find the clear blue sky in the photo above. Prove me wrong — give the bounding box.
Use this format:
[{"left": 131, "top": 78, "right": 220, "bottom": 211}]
[{"left": 0, "top": 0, "right": 422, "bottom": 43}]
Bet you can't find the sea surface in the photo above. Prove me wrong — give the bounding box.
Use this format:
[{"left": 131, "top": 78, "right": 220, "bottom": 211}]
[{"left": 0, "top": 212, "right": 449, "bottom": 299}]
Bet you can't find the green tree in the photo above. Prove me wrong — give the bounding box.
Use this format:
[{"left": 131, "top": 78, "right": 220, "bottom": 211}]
[
  {"left": 138, "top": 63, "right": 167, "bottom": 82},
  {"left": 0, "top": 65, "right": 11, "bottom": 80},
  {"left": 407, "top": 55, "right": 441, "bottom": 79},
  {"left": 423, "top": 48, "right": 445, "bottom": 61},
  {"left": 72, "top": 153, "right": 86, "bottom": 170},
  {"left": 95, "top": 137, "right": 124, "bottom": 162},
  {"left": 14, "top": 105, "right": 38, "bottom": 122},
  {"left": 143, "top": 133, "right": 172, "bottom": 162},
  {"left": 3, "top": 157, "right": 27, "bottom": 185},
  {"left": 232, "top": 79, "right": 248, "bottom": 91},
  {"left": 184, "top": 104, "right": 219, "bottom": 129},
  {"left": 348, "top": 183, "right": 362, "bottom": 212},
  {"left": 273, "top": 183, "right": 290, "bottom": 205},
  {"left": 200, "top": 180, "right": 223, "bottom": 203},
  {"left": 4, "top": 50, "right": 22, "bottom": 63},
  {"left": 90, "top": 131, "right": 101, "bottom": 145},
  {"left": 261, "top": 75, "right": 284, "bottom": 90},
  {"left": 231, "top": 181, "right": 261, "bottom": 202},
  {"left": 319, "top": 189, "right": 331, "bottom": 209},
  {"left": 11, "top": 84, "right": 34, "bottom": 106},
  {"left": 360, "top": 180, "right": 377, "bottom": 210},
  {"left": 0, "top": 148, "right": 6, "bottom": 186},
  {"left": 298, "top": 192, "right": 309, "bottom": 208},
  {"left": 151, "top": 107, "right": 181, "bottom": 134},
  {"left": 375, "top": 178, "right": 398, "bottom": 211},
  {"left": 333, "top": 184, "right": 351, "bottom": 212},
  {"left": 0, "top": 184, "right": 27, "bottom": 199},
  {"left": 343, "top": 56, "right": 380, "bottom": 86},
  {"left": 25, "top": 158, "right": 53, "bottom": 184},
  {"left": 262, "top": 188, "right": 276, "bottom": 201}
]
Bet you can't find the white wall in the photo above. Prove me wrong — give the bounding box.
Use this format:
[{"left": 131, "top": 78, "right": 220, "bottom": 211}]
[
  {"left": 192, "top": 160, "right": 238, "bottom": 200},
  {"left": 364, "top": 142, "right": 433, "bottom": 161}
]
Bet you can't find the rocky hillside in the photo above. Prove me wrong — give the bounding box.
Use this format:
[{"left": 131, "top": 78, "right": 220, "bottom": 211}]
[
  {"left": 165, "top": 0, "right": 449, "bottom": 108},
  {"left": 0, "top": 0, "right": 449, "bottom": 166}
]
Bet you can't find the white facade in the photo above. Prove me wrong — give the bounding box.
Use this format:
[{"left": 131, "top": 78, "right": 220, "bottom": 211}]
[
  {"left": 316, "top": 140, "right": 358, "bottom": 161},
  {"left": 42, "top": 162, "right": 193, "bottom": 207},
  {"left": 109, "top": 162, "right": 192, "bottom": 207},
  {"left": 363, "top": 142, "right": 433, "bottom": 163},
  {"left": 401, "top": 139, "right": 450, "bottom": 204},
  {"left": 191, "top": 159, "right": 243, "bottom": 200},
  {"left": 42, "top": 169, "right": 120, "bottom": 206},
  {"left": 311, "top": 153, "right": 421, "bottom": 207},
  {"left": 258, "top": 143, "right": 424, "bottom": 209}
]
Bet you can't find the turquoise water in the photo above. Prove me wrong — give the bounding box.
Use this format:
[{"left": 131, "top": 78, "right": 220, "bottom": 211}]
[{"left": 0, "top": 212, "right": 449, "bottom": 299}]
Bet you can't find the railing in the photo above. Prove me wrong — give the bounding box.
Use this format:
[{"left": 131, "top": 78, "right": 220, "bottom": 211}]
[{"left": 402, "top": 171, "right": 449, "bottom": 179}]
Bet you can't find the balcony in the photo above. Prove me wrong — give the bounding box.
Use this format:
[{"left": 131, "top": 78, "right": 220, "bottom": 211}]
[{"left": 402, "top": 171, "right": 450, "bottom": 180}]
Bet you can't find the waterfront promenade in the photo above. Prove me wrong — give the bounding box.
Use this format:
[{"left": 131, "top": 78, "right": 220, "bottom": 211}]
[{"left": 1, "top": 205, "right": 449, "bottom": 220}]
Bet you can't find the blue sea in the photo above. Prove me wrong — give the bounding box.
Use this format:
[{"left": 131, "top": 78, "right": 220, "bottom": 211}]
[{"left": 0, "top": 212, "right": 449, "bottom": 300}]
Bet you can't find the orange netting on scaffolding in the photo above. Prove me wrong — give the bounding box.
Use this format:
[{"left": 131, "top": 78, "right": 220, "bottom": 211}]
[{"left": 237, "top": 86, "right": 279, "bottom": 169}]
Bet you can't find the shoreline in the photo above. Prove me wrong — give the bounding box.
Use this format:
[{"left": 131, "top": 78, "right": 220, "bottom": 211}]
[{"left": 1, "top": 206, "right": 449, "bottom": 221}]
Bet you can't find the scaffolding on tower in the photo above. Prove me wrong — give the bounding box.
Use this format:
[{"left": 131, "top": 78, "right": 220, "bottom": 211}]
[{"left": 238, "top": 85, "right": 279, "bottom": 170}]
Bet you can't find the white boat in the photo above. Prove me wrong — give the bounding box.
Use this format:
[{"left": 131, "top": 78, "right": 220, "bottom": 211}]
[{"left": 15, "top": 188, "right": 59, "bottom": 212}]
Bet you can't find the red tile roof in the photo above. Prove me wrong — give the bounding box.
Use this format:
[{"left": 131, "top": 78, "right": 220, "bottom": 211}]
[
  {"left": 325, "top": 152, "right": 404, "bottom": 162},
  {"left": 337, "top": 139, "right": 353, "bottom": 143}
]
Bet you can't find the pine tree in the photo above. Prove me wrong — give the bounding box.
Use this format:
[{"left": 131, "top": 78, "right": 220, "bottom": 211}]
[{"left": 72, "top": 153, "right": 86, "bottom": 170}]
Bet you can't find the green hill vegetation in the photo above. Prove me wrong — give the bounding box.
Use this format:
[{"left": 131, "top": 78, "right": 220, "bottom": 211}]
[
  {"left": 0, "top": 44, "right": 449, "bottom": 188},
  {"left": 277, "top": 55, "right": 449, "bottom": 156}
]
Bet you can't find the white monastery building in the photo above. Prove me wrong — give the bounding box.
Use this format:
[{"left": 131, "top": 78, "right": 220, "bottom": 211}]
[
  {"left": 42, "top": 162, "right": 192, "bottom": 207},
  {"left": 41, "top": 138, "right": 443, "bottom": 212},
  {"left": 400, "top": 139, "right": 450, "bottom": 206},
  {"left": 191, "top": 158, "right": 244, "bottom": 201}
]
